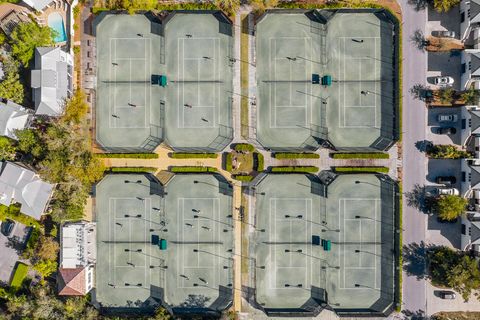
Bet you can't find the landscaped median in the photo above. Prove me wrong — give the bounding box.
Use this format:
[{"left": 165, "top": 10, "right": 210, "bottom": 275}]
[
  {"left": 270, "top": 166, "right": 319, "bottom": 173},
  {"left": 10, "top": 262, "right": 28, "bottom": 290},
  {"left": 333, "top": 166, "right": 389, "bottom": 173},
  {"left": 169, "top": 166, "right": 218, "bottom": 173},
  {"left": 331, "top": 152, "right": 389, "bottom": 159},
  {"left": 95, "top": 153, "right": 159, "bottom": 159},
  {"left": 233, "top": 174, "right": 254, "bottom": 182},
  {"left": 273, "top": 153, "right": 319, "bottom": 159},
  {"left": 169, "top": 153, "right": 218, "bottom": 159}
]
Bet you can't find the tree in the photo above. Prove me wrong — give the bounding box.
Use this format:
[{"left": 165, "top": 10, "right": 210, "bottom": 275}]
[
  {"left": 435, "top": 195, "right": 467, "bottom": 221},
  {"left": 0, "top": 73, "right": 24, "bottom": 104},
  {"left": 36, "top": 236, "right": 59, "bottom": 261},
  {"left": 63, "top": 90, "right": 88, "bottom": 125},
  {"left": 10, "top": 22, "right": 55, "bottom": 65},
  {"left": 215, "top": 0, "right": 240, "bottom": 16},
  {"left": 433, "top": 0, "right": 460, "bottom": 12},
  {"left": 429, "top": 246, "right": 480, "bottom": 301},
  {"left": 427, "top": 144, "right": 471, "bottom": 159},
  {"left": 0, "top": 136, "right": 17, "bottom": 161},
  {"left": 33, "top": 259, "right": 57, "bottom": 279},
  {"left": 461, "top": 87, "right": 479, "bottom": 105},
  {"left": 16, "top": 128, "right": 44, "bottom": 159}
]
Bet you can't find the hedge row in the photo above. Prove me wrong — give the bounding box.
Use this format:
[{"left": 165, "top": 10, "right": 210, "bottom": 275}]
[
  {"left": 233, "top": 175, "right": 254, "bottom": 182},
  {"left": 270, "top": 166, "right": 318, "bottom": 173},
  {"left": 234, "top": 143, "right": 255, "bottom": 152},
  {"left": 92, "top": 3, "right": 219, "bottom": 14},
  {"left": 108, "top": 167, "right": 157, "bottom": 173},
  {"left": 255, "top": 153, "right": 264, "bottom": 172},
  {"left": 169, "top": 153, "right": 218, "bottom": 159},
  {"left": 226, "top": 153, "right": 233, "bottom": 172},
  {"left": 333, "top": 167, "right": 389, "bottom": 173},
  {"left": 10, "top": 262, "right": 28, "bottom": 289},
  {"left": 96, "top": 153, "right": 158, "bottom": 159},
  {"left": 170, "top": 166, "right": 217, "bottom": 173},
  {"left": 274, "top": 153, "right": 319, "bottom": 159},
  {"left": 331, "top": 153, "right": 389, "bottom": 159}
]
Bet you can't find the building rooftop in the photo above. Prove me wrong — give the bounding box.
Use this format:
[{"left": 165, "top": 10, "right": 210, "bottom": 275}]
[
  {"left": 60, "top": 222, "right": 96, "bottom": 269},
  {"left": 58, "top": 267, "right": 86, "bottom": 296},
  {"left": 0, "top": 99, "right": 32, "bottom": 140}
]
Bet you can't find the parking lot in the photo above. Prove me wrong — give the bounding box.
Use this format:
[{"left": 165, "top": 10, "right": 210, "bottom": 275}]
[
  {"left": 427, "top": 107, "right": 462, "bottom": 145},
  {"left": 0, "top": 221, "right": 30, "bottom": 283}
]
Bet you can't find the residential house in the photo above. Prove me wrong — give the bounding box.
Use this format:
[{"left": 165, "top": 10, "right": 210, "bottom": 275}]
[
  {"left": 0, "top": 98, "right": 33, "bottom": 140},
  {"left": 31, "top": 47, "right": 73, "bottom": 116},
  {"left": 22, "top": 0, "right": 56, "bottom": 12},
  {"left": 0, "top": 161, "right": 54, "bottom": 219},
  {"left": 58, "top": 221, "right": 96, "bottom": 296},
  {"left": 460, "top": 0, "right": 480, "bottom": 42}
]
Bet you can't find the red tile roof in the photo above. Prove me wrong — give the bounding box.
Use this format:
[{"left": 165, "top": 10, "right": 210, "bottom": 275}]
[{"left": 58, "top": 267, "right": 86, "bottom": 296}]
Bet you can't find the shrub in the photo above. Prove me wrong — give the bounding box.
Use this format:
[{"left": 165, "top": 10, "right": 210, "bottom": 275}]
[
  {"left": 10, "top": 262, "right": 28, "bottom": 289},
  {"left": 274, "top": 153, "right": 319, "bottom": 159},
  {"left": 96, "top": 153, "right": 158, "bottom": 159},
  {"left": 270, "top": 166, "right": 318, "bottom": 173},
  {"left": 234, "top": 143, "right": 254, "bottom": 152},
  {"left": 169, "top": 153, "right": 218, "bottom": 159},
  {"left": 170, "top": 166, "right": 217, "bottom": 173},
  {"left": 427, "top": 145, "right": 471, "bottom": 159},
  {"left": 331, "top": 153, "right": 389, "bottom": 159},
  {"left": 435, "top": 195, "right": 467, "bottom": 221},
  {"left": 225, "top": 153, "right": 233, "bottom": 172},
  {"left": 333, "top": 167, "right": 389, "bottom": 173},
  {"left": 108, "top": 167, "right": 156, "bottom": 173},
  {"left": 233, "top": 174, "right": 254, "bottom": 182},
  {"left": 255, "top": 153, "right": 264, "bottom": 172}
]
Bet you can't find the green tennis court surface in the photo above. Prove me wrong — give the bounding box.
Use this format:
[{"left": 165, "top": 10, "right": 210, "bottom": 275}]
[
  {"left": 252, "top": 173, "right": 397, "bottom": 312},
  {"left": 95, "top": 12, "right": 233, "bottom": 152},
  {"left": 255, "top": 10, "right": 397, "bottom": 150},
  {"left": 94, "top": 174, "right": 233, "bottom": 311}
]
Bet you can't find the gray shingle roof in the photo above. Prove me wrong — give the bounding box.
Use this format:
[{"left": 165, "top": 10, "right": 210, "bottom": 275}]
[
  {"left": 0, "top": 99, "right": 32, "bottom": 139},
  {"left": 471, "top": 0, "right": 480, "bottom": 24},
  {"left": 31, "top": 47, "right": 72, "bottom": 116},
  {"left": 0, "top": 162, "right": 54, "bottom": 219}
]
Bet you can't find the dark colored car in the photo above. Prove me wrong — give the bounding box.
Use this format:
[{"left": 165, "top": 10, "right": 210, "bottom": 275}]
[
  {"left": 436, "top": 176, "right": 457, "bottom": 185},
  {"left": 435, "top": 127, "right": 456, "bottom": 135},
  {"left": 1, "top": 219, "right": 15, "bottom": 237},
  {"left": 436, "top": 290, "right": 456, "bottom": 299}
]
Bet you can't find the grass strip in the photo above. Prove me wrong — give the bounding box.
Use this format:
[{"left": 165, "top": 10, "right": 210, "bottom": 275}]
[
  {"left": 333, "top": 166, "right": 389, "bottom": 173},
  {"left": 331, "top": 153, "right": 389, "bottom": 159},
  {"left": 233, "top": 174, "right": 254, "bottom": 182},
  {"left": 10, "top": 262, "right": 28, "bottom": 289},
  {"left": 108, "top": 167, "right": 156, "bottom": 173},
  {"left": 234, "top": 143, "right": 255, "bottom": 152},
  {"left": 255, "top": 152, "right": 264, "bottom": 172}
]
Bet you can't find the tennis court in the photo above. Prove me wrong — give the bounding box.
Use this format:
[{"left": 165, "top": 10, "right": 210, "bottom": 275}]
[
  {"left": 255, "top": 10, "right": 396, "bottom": 150},
  {"left": 95, "top": 173, "right": 234, "bottom": 311},
  {"left": 95, "top": 12, "right": 233, "bottom": 152},
  {"left": 252, "top": 173, "right": 396, "bottom": 312}
]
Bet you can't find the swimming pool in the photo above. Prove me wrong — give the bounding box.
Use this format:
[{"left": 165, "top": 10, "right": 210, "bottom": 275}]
[{"left": 48, "top": 12, "right": 67, "bottom": 43}]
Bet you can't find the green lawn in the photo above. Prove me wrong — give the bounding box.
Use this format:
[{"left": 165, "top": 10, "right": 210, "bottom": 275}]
[{"left": 10, "top": 262, "right": 28, "bottom": 289}]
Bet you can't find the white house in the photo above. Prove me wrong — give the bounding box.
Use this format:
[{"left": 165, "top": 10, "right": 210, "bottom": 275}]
[
  {"left": 0, "top": 98, "right": 33, "bottom": 140},
  {"left": 58, "top": 221, "right": 96, "bottom": 296},
  {"left": 0, "top": 161, "right": 54, "bottom": 219},
  {"left": 460, "top": 0, "right": 480, "bottom": 42},
  {"left": 31, "top": 47, "right": 73, "bottom": 116}
]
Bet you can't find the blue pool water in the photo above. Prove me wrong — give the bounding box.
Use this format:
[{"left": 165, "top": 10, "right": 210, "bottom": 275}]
[{"left": 48, "top": 12, "right": 67, "bottom": 43}]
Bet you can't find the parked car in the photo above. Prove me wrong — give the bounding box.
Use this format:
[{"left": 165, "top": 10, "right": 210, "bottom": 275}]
[
  {"left": 1, "top": 219, "right": 15, "bottom": 237},
  {"left": 434, "top": 76, "right": 454, "bottom": 86},
  {"left": 437, "top": 114, "right": 458, "bottom": 122},
  {"left": 435, "top": 187, "right": 460, "bottom": 196},
  {"left": 436, "top": 290, "right": 456, "bottom": 299},
  {"left": 432, "top": 30, "right": 456, "bottom": 38},
  {"left": 436, "top": 176, "right": 457, "bottom": 185},
  {"left": 434, "top": 127, "right": 456, "bottom": 135}
]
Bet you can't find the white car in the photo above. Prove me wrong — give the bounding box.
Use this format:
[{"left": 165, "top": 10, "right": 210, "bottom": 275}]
[
  {"left": 434, "top": 76, "right": 454, "bottom": 86},
  {"left": 437, "top": 114, "right": 458, "bottom": 122},
  {"left": 432, "top": 30, "right": 456, "bottom": 38},
  {"left": 436, "top": 187, "right": 460, "bottom": 196}
]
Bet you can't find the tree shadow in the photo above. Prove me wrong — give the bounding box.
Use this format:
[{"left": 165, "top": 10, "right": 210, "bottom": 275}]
[
  {"left": 403, "top": 241, "right": 435, "bottom": 280},
  {"left": 410, "top": 84, "right": 432, "bottom": 102},
  {"left": 414, "top": 140, "right": 432, "bottom": 153},
  {"left": 5, "top": 235, "right": 25, "bottom": 255},
  {"left": 401, "top": 309, "right": 429, "bottom": 320},
  {"left": 410, "top": 29, "right": 430, "bottom": 51},
  {"left": 404, "top": 184, "right": 435, "bottom": 214},
  {"left": 179, "top": 294, "right": 211, "bottom": 308},
  {"left": 407, "top": 0, "right": 430, "bottom": 11}
]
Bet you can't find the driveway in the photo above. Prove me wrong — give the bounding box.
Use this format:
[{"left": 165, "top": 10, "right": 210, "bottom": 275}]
[
  {"left": 427, "top": 107, "right": 462, "bottom": 145},
  {"left": 426, "top": 4, "right": 460, "bottom": 38},
  {"left": 426, "top": 282, "right": 480, "bottom": 314},
  {"left": 427, "top": 52, "right": 462, "bottom": 91},
  {"left": 0, "top": 221, "right": 30, "bottom": 283}
]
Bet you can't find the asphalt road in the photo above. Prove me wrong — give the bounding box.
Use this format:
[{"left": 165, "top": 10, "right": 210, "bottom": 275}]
[{"left": 398, "top": 0, "right": 428, "bottom": 317}]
